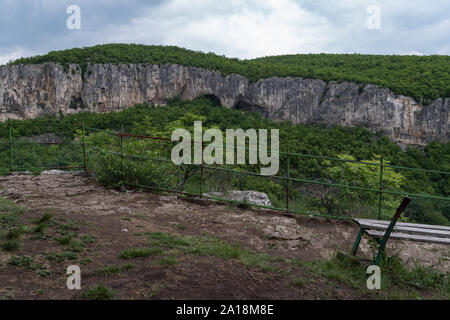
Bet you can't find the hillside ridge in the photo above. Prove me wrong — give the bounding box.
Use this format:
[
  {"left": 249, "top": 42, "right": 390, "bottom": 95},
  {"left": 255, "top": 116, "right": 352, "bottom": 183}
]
[{"left": 7, "top": 43, "right": 450, "bottom": 102}]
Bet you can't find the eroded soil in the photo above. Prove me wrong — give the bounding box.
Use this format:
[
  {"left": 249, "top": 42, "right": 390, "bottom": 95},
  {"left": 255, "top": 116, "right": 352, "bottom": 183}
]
[{"left": 0, "top": 172, "right": 448, "bottom": 300}]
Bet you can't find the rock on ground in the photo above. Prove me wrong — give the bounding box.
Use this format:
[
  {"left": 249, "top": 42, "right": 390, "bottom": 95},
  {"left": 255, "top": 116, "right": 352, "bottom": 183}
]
[{"left": 204, "top": 190, "right": 272, "bottom": 207}]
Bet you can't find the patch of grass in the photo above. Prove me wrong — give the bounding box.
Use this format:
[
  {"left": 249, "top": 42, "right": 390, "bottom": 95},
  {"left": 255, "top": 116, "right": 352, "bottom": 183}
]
[
  {"left": 289, "top": 252, "right": 449, "bottom": 299},
  {"left": 46, "top": 251, "right": 78, "bottom": 262},
  {"left": 292, "top": 277, "right": 307, "bottom": 288},
  {"left": 7, "top": 255, "right": 33, "bottom": 267},
  {"left": 29, "top": 264, "right": 51, "bottom": 277},
  {"left": 56, "top": 220, "right": 80, "bottom": 232},
  {"left": 289, "top": 253, "right": 365, "bottom": 289},
  {"left": 158, "top": 257, "right": 178, "bottom": 266},
  {"left": 119, "top": 247, "right": 163, "bottom": 259},
  {"left": 34, "top": 212, "right": 52, "bottom": 224},
  {"left": 1, "top": 239, "right": 21, "bottom": 252},
  {"left": 81, "top": 284, "right": 114, "bottom": 300},
  {"left": 55, "top": 235, "right": 73, "bottom": 245},
  {"left": 0, "top": 199, "right": 26, "bottom": 251},
  {"left": 175, "top": 224, "right": 186, "bottom": 230},
  {"left": 145, "top": 232, "right": 275, "bottom": 271},
  {"left": 0, "top": 198, "right": 25, "bottom": 227},
  {"left": 29, "top": 231, "right": 48, "bottom": 240},
  {"left": 146, "top": 283, "right": 165, "bottom": 298},
  {"left": 32, "top": 223, "right": 48, "bottom": 234},
  {"left": 80, "top": 234, "right": 96, "bottom": 245},
  {"left": 96, "top": 264, "right": 135, "bottom": 275},
  {"left": 67, "top": 240, "right": 85, "bottom": 253},
  {"left": 381, "top": 255, "right": 449, "bottom": 293},
  {"left": 5, "top": 228, "right": 22, "bottom": 240},
  {"left": 0, "top": 292, "right": 14, "bottom": 300},
  {"left": 80, "top": 257, "right": 93, "bottom": 265},
  {"left": 183, "top": 234, "right": 275, "bottom": 271},
  {"left": 5, "top": 256, "right": 50, "bottom": 276},
  {"left": 146, "top": 231, "right": 190, "bottom": 248}
]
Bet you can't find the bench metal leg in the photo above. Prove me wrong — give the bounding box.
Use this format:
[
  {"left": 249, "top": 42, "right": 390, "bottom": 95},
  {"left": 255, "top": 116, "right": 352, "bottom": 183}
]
[
  {"left": 351, "top": 227, "right": 365, "bottom": 256},
  {"left": 374, "top": 240, "right": 387, "bottom": 265}
]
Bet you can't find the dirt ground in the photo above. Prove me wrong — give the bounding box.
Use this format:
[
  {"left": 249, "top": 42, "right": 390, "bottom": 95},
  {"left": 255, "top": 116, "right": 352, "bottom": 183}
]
[{"left": 0, "top": 171, "right": 448, "bottom": 300}]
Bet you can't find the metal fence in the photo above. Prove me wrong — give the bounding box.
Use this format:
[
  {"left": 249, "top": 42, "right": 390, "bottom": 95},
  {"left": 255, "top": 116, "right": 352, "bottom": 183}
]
[{"left": 1, "top": 120, "right": 449, "bottom": 222}]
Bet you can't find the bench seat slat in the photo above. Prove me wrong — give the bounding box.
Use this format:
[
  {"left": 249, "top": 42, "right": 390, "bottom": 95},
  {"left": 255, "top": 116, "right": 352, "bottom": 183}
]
[
  {"left": 355, "top": 222, "right": 450, "bottom": 238},
  {"left": 365, "top": 230, "right": 450, "bottom": 245},
  {"left": 354, "top": 218, "right": 450, "bottom": 231}
]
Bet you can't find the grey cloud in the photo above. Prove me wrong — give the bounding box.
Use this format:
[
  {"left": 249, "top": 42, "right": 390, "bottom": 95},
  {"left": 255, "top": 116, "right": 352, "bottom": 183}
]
[{"left": 0, "top": 0, "right": 448, "bottom": 64}]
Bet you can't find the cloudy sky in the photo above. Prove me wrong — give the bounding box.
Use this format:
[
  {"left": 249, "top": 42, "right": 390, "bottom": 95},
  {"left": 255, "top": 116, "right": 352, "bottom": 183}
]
[{"left": 0, "top": 0, "right": 449, "bottom": 64}]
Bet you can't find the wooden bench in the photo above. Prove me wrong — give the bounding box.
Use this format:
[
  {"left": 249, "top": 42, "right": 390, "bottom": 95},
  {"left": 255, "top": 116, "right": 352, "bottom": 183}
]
[{"left": 351, "top": 197, "right": 450, "bottom": 265}]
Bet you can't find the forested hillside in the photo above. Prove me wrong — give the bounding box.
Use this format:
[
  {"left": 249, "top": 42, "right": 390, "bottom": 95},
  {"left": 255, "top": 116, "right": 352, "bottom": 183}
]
[
  {"left": 7, "top": 44, "right": 450, "bottom": 102},
  {"left": 1, "top": 97, "right": 448, "bottom": 224}
]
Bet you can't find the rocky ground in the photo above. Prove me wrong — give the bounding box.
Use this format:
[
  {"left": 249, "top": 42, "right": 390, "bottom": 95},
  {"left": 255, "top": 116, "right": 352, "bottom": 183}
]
[{"left": 0, "top": 171, "right": 448, "bottom": 300}]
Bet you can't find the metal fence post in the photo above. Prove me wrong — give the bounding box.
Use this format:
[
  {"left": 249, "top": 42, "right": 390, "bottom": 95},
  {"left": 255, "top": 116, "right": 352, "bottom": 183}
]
[
  {"left": 285, "top": 143, "right": 290, "bottom": 212},
  {"left": 200, "top": 141, "right": 204, "bottom": 197},
  {"left": 120, "top": 122, "right": 124, "bottom": 182},
  {"left": 378, "top": 157, "right": 384, "bottom": 220},
  {"left": 82, "top": 121, "right": 87, "bottom": 171},
  {"left": 8, "top": 118, "right": 13, "bottom": 172}
]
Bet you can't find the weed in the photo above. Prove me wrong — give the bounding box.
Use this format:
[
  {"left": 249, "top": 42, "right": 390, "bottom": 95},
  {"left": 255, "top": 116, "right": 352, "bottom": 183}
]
[
  {"left": 7, "top": 255, "right": 33, "bottom": 267},
  {"left": 119, "top": 247, "right": 163, "bottom": 259},
  {"left": 35, "top": 212, "right": 52, "bottom": 225},
  {"left": 5, "top": 228, "right": 22, "bottom": 240},
  {"left": 46, "top": 251, "right": 78, "bottom": 262},
  {"left": 158, "top": 257, "right": 178, "bottom": 266},
  {"left": 67, "top": 240, "right": 85, "bottom": 253},
  {"left": 1, "top": 239, "right": 20, "bottom": 252},
  {"left": 292, "top": 277, "right": 306, "bottom": 287},
  {"left": 81, "top": 285, "right": 114, "bottom": 300},
  {"left": 55, "top": 235, "right": 73, "bottom": 245},
  {"left": 32, "top": 223, "right": 48, "bottom": 234},
  {"left": 56, "top": 220, "right": 80, "bottom": 232},
  {"left": 80, "top": 234, "right": 96, "bottom": 245},
  {"left": 96, "top": 264, "right": 135, "bottom": 275},
  {"left": 146, "top": 231, "right": 190, "bottom": 248},
  {"left": 0, "top": 198, "right": 25, "bottom": 227},
  {"left": 29, "top": 264, "right": 51, "bottom": 276},
  {"left": 80, "top": 257, "right": 93, "bottom": 265}
]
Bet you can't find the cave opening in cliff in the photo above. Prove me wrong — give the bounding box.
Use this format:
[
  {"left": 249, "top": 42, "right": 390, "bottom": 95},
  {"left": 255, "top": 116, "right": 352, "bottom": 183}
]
[
  {"left": 201, "top": 94, "right": 222, "bottom": 106},
  {"left": 234, "top": 98, "right": 268, "bottom": 118}
]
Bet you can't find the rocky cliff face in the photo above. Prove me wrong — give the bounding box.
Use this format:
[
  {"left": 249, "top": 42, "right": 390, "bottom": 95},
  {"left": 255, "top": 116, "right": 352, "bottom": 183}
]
[{"left": 0, "top": 63, "right": 448, "bottom": 145}]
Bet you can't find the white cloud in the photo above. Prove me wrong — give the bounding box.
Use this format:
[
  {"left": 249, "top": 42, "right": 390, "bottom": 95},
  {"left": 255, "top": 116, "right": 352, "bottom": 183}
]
[
  {"left": 1, "top": 0, "right": 449, "bottom": 60},
  {"left": 102, "top": 0, "right": 336, "bottom": 58},
  {"left": 0, "top": 48, "right": 35, "bottom": 65}
]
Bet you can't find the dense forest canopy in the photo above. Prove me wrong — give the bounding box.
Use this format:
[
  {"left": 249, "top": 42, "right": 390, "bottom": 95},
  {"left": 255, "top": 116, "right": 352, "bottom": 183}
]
[{"left": 7, "top": 43, "right": 450, "bottom": 103}]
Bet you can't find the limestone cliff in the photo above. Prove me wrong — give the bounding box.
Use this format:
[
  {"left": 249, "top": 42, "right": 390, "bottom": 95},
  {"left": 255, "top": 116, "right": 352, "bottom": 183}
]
[{"left": 0, "top": 63, "right": 448, "bottom": 145}]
